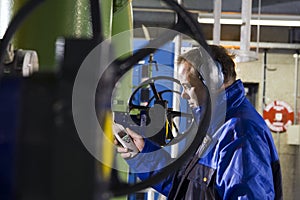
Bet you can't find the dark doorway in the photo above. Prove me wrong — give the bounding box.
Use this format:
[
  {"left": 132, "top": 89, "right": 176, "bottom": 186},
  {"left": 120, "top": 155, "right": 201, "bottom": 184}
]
[{"left": 243, "top": 82, "right": 259, "bottom": 108}]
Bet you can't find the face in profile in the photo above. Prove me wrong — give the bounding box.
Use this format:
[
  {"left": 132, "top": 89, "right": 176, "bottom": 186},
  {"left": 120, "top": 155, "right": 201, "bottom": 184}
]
[{"left": 178, "top": 61, "right": 207, "bottom": 109}]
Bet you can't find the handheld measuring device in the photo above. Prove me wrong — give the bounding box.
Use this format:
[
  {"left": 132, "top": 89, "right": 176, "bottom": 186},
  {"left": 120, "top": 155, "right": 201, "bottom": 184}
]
[{"left": 113, "top": 123, "right": 139, "bottom": 158}]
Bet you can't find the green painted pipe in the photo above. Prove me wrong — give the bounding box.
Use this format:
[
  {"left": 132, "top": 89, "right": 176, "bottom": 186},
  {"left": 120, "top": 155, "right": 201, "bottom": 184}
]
[
  {"left": 110, "top": 0, "right": 133, "bottom": 113},
  {"left": 13, "top": 0, "right": 92, "bottom": 71},
  {"left": 100, "top": 0, "right": 113, "bottom": 39}
]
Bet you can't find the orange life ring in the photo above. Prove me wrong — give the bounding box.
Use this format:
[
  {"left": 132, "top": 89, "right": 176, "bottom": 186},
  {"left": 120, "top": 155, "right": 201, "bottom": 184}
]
[{"left": 263, "top": 100, "right": 294, "bottom": 133}]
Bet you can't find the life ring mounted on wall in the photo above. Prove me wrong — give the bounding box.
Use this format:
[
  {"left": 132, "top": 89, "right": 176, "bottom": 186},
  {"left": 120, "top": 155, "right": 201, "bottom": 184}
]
[{"left": 263, "top": 100, "right": 294, "bottom": 133}]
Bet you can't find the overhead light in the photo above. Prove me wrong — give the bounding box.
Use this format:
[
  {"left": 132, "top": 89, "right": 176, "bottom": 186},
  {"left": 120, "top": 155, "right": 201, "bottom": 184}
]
[
  {"left": 198, "top": 18, "right": 300, "bottom": 27},
  {"left": 198, "top": 13, "right": 300, "bottom": 27}
]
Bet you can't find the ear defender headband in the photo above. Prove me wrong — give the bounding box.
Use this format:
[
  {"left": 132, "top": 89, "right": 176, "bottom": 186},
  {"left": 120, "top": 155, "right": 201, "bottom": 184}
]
[{"left": 180, "top": 47, "right": 224, "bottom": 91}]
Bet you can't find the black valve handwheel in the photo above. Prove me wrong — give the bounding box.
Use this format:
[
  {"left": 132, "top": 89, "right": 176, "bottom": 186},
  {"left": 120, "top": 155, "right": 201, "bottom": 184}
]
[{"left": 127, "top": 75, "right": 194, "bottom": 143}]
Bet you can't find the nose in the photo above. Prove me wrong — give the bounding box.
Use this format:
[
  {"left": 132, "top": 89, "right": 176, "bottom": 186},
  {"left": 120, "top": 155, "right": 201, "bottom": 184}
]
[{"left": 181, "top": 89, "right": 189, "bottom": 99}]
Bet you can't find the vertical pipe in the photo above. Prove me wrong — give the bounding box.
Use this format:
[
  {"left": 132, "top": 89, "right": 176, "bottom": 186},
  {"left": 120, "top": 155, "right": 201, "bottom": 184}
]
[
  {"left": 293, "top": 53, "right": 299, "bottom": 124},
  {"left": 111, "top": 2, "right": 134, "bottom": 200},
  {"left": 171, "top": 0, "right": 183, "bottom": 158},
  {"left": 100, "top": 0, "right": 113, "bottom": 39},
  {"left": 240, "top": 0, "right": 252, "bottom": 53},
  {"left": 173, "top": 0, "right": 182, "bottom": 80},
  {"left": 255, "top": 0, "right": 261, "bottom": 55},
  {"left": 213, "top": 0, "right": 222, "bottom": 45},
  {"left": 293, "top": 52, "right": 300, "bottom": 199},
  {"left": 111, "top": 0, "right": 133, "bottom": 112},
  {"left": 14, "top": 0, "right": 92, "bottom": 71},
  {"left": 262, "top": 49, "right": 267, "bottom": 111},
  {"left": 174, "top": 0, "right": 182, "bottom": 57}
]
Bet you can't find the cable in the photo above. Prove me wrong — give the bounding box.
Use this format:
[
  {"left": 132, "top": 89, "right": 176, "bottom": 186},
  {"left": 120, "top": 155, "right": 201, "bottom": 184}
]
[{"left": 0, "top": 0, "right": 46, "bottom": 77}]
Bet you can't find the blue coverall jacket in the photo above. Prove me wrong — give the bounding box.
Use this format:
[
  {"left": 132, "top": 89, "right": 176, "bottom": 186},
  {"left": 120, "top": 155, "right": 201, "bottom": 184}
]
[{"left": 127, "top": 79, "right": 282, "bottom": 199}]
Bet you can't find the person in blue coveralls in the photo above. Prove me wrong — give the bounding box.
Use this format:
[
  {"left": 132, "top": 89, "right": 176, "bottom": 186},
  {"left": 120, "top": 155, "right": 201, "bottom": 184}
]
[{"left": 115, "top": 45, "right": 282, "bottom": 199}]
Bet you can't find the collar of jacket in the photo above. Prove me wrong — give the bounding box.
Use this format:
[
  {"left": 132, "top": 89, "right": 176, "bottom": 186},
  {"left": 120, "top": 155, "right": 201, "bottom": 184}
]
[{"left": 225, "top": 79, "right": 246, "bottom": 119}]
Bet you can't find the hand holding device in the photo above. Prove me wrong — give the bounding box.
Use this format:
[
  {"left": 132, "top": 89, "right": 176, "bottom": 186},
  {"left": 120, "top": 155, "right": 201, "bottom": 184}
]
[{"left": 113, "top": 123, "right": 139, "bottom": 158}]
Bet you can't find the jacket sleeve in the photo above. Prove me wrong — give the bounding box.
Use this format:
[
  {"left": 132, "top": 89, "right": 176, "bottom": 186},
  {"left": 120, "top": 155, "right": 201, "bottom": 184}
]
[
  {"left": 126, "top": 139, "right": 174, "bottom": 196},
  {"left": 215, "top": 120, "right": 279, "bottom": 200}
]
